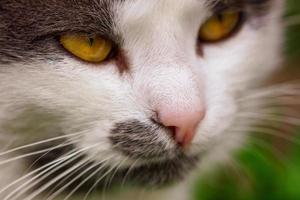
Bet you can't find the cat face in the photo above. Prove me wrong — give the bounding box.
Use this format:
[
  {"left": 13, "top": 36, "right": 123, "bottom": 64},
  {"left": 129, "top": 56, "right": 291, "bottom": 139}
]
[{"left": 0, "top": 0, "right": 283, "bottom": 187}]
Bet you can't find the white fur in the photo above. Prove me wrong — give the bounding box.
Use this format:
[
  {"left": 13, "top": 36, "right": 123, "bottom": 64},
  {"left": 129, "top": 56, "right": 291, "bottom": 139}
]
[{"left": 0, "top": 0, "right": 283, "bottom": 199}]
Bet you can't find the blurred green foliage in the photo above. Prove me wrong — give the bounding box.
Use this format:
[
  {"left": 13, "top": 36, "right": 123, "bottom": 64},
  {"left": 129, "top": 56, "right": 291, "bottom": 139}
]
[
  {"left": 195, "top": 128, "right": 300, "bottom": 200},
  {"left": 194, "top": 1, "right": 300, "bottom": 199}
]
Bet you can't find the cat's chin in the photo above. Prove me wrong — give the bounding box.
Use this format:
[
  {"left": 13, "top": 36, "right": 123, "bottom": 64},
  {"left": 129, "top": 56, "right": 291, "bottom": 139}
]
[
  {"left": 80, "top": 153, "right": 200, "bottom": 190},
  {"left": 112, "top": 153, "right": 200, "bottom": 187},
  {"left": 28, "top": 152, "right": 200, "bottom": 195}
]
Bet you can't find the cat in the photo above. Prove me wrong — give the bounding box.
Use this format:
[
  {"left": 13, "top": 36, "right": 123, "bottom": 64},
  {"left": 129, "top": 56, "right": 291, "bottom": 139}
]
[{"left": 0, "top": 0, "right": 285, "bottom": 200}]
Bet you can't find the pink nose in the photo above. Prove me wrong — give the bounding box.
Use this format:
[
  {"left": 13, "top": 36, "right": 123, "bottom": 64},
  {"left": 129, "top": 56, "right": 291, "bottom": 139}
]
[{"left": 157, "top": 105, "right": 205, "bottom": 147}]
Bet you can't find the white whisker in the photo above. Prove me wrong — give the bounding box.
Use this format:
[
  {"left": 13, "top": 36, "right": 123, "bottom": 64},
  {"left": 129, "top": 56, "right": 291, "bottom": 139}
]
[
  {"left": 22, "top": 146, "right": 99, "bottom": 200},
  {"left": 238, "top": 112, "right": 300, "bottom": 126},
  {"left": 0, "top": 132, "right": 84, "bottom": 157},
  {"left": 0, "top": 141, "right": 78, "bottom": 166},
  {"left": 83, "top": 160, "right": 123, "bottom": 200},
  {"left": 103, "top": 157, "right": 128, "bottom": 198},
  {"left": 64, "top": 157, "right": 114, "bottom": 200},
  {"left": 0, "top": 148, "right": 80, "bottom": 197},
  {"left": 47, "top": 155, "right": 113, "bottom": 200},
  {"left": 25, "top": 138, "right": 81, "bottom": 173},
  {"left": 238, "top": 83, "right": 300, "bottom": 102},
  {"left": 3, "top": 147, "right": 91, "bottom": 200}
]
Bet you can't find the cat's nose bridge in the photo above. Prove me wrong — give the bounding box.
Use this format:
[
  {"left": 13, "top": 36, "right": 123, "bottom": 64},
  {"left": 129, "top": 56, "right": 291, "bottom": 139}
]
[{"left": 145, "top": 68, "right": 206, "bottom": 147}]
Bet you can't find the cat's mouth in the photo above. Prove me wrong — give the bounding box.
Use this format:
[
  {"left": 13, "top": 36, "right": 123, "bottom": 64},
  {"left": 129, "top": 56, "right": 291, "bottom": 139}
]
[
  {"left": 24, "top": 119, "right": 201, "bottom": 195},
  {"left": 104, "top": 119, "right": 201, "bottom": 186}
]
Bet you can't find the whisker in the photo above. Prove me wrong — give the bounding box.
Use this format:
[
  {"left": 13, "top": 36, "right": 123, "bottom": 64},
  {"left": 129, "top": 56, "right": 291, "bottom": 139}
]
[
  {"left": 102, "top": 157, "right": 128, "bottom": 198},
  {"left": 121, "top": 159, "right": 139, "bottom": 189},
  {"left": 0, "top": 148, "right": 79, "bottom": 198},
  {"left": 83, "top": 160, "right": 122, "bottom": 200},
  {"left": 236, "top": 134, "right": 289, "bottom": 166},
  {"left": 0, "top": 143, "right": 76, "bottom": 167},
  {"left": 25, "top": 137, "right": 81, "bottom": 173},
  {"left": 4, "top": 154, "right": 80, "bottom": 200},
  {"left": 22, "top": 147, "right": 99, "bottom": 200},
  {"left": 239, "top": 97, "right": 300, "bottom": 110},
  {"left": 238, "top": 84, "right": 300, "bottom": 102},
  {"left": 250, "top": 135, "right": 288, "bottom": 157},
  {"left": 232, "top": 125, "right": 300, "bottom": 145},
  {"left": 43, "top": 142, "right": 114, "bottom": 189},
  {"left": 63, "top": 157, "right": 114, "bottom": 200},
  {"left": 47, "top": 155, "right": 113, "bottom": 200},
  {"left": 0, "top": 132, "right": 84, "bottom": 157},
  {"left": 44, "top": 154, "right": 92, "bottom": 198},
  {"left": 237, "top": 112, "right": 300, "bottom": 126},
  {"left": 4, "top": 145, "right": 98, "bottom": 200}
]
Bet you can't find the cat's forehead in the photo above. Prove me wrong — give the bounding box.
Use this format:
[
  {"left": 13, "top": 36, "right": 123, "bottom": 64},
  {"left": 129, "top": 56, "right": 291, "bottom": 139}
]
[
  {"left": 0, "top": 0, "right": 273, "bottom": 40},
  {"left": 0, "top": 0, "right": 273, "bottom": 29},
  {"left": 0, "top": 0, "right": 274, "bottom": 63}
]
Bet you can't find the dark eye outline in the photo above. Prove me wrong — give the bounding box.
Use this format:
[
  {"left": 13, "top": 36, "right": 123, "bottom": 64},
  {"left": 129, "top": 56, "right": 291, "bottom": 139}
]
[{"left": 198, "top": 10, "right": 246, "bottom": 44}]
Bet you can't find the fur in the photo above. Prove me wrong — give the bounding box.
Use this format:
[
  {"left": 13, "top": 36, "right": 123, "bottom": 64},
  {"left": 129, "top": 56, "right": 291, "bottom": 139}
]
[{"left": 0, "top": 0, "right": 284, "bottom": 199}]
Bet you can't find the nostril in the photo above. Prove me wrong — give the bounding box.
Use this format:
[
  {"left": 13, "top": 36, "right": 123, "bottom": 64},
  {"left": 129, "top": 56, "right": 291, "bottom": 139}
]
[
  {"left": 150, "top": 116, "right": 183, "bottom": 146},
  {"left": 165, "top": 126, "right": 196, "bottom": 147},
  {"left": 154, "top": 107, "right": 206, "bottom": 147},
  {"left": 166, "top": 126, "right": 178, "bottom": 143}
]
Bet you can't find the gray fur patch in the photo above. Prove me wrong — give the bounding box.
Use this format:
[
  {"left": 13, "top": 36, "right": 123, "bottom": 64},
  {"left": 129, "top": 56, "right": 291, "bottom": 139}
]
[
  {"left": 210, "top": 0, "right": 273, "bottom": 16},
  {"left": 109, "top": 119, "right": 179, "bottom": 160},
  {"left": 0, "top": 0, "right": 120, "bottom": 63}
]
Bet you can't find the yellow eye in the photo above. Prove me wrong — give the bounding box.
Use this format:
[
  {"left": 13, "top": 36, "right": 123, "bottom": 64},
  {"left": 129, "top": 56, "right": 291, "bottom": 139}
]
[
  {"left": 199, "top": 10, "right": 242, "bottom": 42},
  {"left": 60, "top": 34, "right": 113, "bottom": 63}
]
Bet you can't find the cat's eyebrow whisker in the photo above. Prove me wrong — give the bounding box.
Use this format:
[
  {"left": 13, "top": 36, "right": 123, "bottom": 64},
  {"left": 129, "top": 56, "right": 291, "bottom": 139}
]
[
  {"left": 2, "top": 146, "right": 91, "bottom": 200},
  {"left": 83, "top": 159, "right": 125, "bottom": 200},
  {"left": 0, "top": 132, "right": 84, "bottom": 157}
]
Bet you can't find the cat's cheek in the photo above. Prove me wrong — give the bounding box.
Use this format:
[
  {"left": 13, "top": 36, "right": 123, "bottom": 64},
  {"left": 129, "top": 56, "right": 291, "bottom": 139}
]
[
  {"left": 190, "top": 93, "right": 238, "bottom": 154},
  {"left": 73, "top": 121, "right": 130, "bottom": 165}
]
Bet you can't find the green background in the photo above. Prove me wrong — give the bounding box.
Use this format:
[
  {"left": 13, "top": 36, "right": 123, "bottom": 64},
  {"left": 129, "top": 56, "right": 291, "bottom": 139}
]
[{"left": 194, "top": 1, "right": 300, "bottom": 200}]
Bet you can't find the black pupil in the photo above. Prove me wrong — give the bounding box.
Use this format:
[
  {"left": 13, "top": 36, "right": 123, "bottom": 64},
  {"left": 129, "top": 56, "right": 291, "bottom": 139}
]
[
  {"left": 88, "top": 37, "right": 94, "bottom": 46},
  {"left": 217, "top": 13, "right": 224, "bottom": 22}
]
